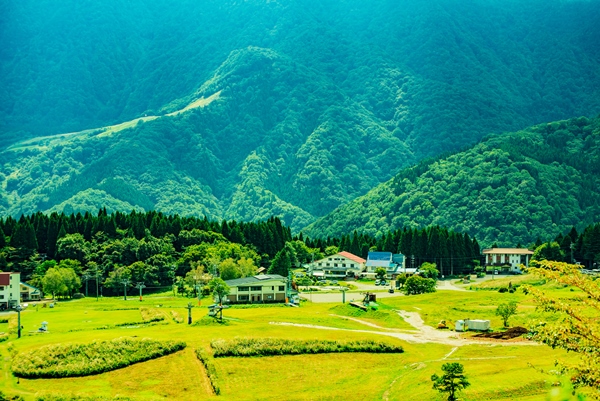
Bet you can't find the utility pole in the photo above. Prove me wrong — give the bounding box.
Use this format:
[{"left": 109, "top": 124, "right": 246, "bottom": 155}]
[
  {"left": 185, "top": 302, "right": 193, "bottom": 324},
  {"left": 15, "top": 304, "right": 23, "bottom": 338},
  {"left": 135, "top": 282, "right": 146, "bottom": 301},
  {"left": 121, "top": 279, "right": 130, "bottom": 301}
]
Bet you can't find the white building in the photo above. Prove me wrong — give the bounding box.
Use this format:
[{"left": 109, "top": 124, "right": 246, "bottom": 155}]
[
  {"left": 310, "top": 251, "right": 366, "bottom": 279},
  {"left": 225, "top": 274, "right": 288, "bottom": 304},
  {"left": 482, "top": 248, "right": 534, "bottom": 273},
  {"left": 364, "top": 252, "right": 408, "bottom": 278},
  {"left": 0, "top": 272, "right": 21, "bottom": 309}
]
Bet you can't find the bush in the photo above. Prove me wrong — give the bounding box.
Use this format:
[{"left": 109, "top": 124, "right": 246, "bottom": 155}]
[
  {"left": 0, "top": 391, "right": 23, "bottom": 400},
  {"left": 36, "top": 396, "right": 130, "bottom": 401},
  {"left": 0, "top": 333, "right": 8, "bottom": 343},
  {"left": 498, "top": 287, "right": 508, "bottom": 293},
  {"left": 140, "top": 307, "right": 165, "bottom": 323},
  {"left": 210, "top": 338, "right": 404, "bottom": 357},
  {"left": 404, "top": 275, "right": 437, "bottom": 295},
  {"left": 170, "top": 310, "right": 183, "bottom": 324},
  {"left": 12, "top": 337, "right": 186, "bottom": 378},
  {"left": 194, "top": 349, "right": 220, "bottom": 395}
]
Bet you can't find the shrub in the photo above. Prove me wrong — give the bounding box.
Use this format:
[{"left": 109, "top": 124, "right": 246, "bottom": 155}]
[
  {"left": 210, "top": 338, "right": 403, "bottom": 357},
  {"left": 498, "top": 287, "right": 508, "bottom": 293},
  {"left": 0, "top": 333, "right": 8, "bottom": 343},
  {"left": 404, "top": 275, "right": 436, "bottom": 295},
  {"left": 12, "top": 337, "right": 186, "bottom": 378},
  {"left": 140, "top": 308, "right": 165, "bottom": 323},
  {"left": 36, "top": 396, "right": 131, "bottom": 401},
  {"left": 0, "top": 391, "right": 23, "bottom": 400},
  {"left": 194, "top": 349, "right": 220, "bottom": 395},
  {"left": 170, "top": 310, "right": 183, "bottom": 324}
]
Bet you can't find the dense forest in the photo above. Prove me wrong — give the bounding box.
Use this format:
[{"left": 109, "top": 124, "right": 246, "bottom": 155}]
[
  {"left": 1, "top": 0, "right": 600, "bottom": 231},
  {"left": 306, "top": 116, "right": 600, "bottom": 246},
  {"left": 532, "top": 223, "right": 600, "bottom": 269},
  {"left": 2, "top": 210, "right": 483, "bottom": 296}
]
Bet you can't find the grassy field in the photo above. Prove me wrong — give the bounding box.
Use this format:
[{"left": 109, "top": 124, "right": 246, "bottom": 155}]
[{"left": 0, "top": 283, "right": 582, "bottom": 400}]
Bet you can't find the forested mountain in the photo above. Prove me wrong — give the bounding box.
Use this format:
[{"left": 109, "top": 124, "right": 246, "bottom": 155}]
[
  {"left": 1, "top": 0, "right": 600, "bottom": 229},
  {"left": 304, "top": 116, "right": 600, "bottom": 246}
]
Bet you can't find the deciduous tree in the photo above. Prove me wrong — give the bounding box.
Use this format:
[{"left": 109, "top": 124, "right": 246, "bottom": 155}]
[
  {"left": 525, "top": 260, "right": 600, "bottom": 398},
  {"left": 431, "top": 362, "right": 470, "bottom": 401}
]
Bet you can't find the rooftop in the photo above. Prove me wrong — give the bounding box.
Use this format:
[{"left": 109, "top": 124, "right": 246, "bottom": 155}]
[
  {"left": 337, "top": 251, "right": 366, "bottom": 264},
  {"left": 367, "top": 252, "right": 392, "bottom": 261},
  {"left": 482, "top": 248, "right": 534, "bottom": 255},
  {"left": 224, "top": 274, "right": 286, "bottom": 287}
]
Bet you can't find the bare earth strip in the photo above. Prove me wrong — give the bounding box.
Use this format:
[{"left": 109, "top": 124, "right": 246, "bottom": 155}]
[{"left": 271, "top": 310, "right": 539, "bottom": 347}]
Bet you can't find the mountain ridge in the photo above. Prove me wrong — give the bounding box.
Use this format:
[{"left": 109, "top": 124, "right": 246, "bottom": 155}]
[{"left": 303, "top": 115, "right": 600, "bottom": 246}]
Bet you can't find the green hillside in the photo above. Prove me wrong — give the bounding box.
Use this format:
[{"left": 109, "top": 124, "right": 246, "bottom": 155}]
[
  {"left": 3, "top": 0, "right": 600, "bottom": 158},
  {"left": 304, "top": 116, "right": 600, "bottom": 246},
  {"left": 0, "top": 47, "right": 411, "bottom": 229},
  {"left": 1, "top": 0, "right": 600, "bottom": 230}
]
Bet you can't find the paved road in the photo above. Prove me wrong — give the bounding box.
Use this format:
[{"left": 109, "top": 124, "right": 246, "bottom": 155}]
[
  {"left": 299, "top": 275, "right": 502, "bottom": 303},
  {"left": 299, "top": 290, "right": 403, "bottom": 303}
]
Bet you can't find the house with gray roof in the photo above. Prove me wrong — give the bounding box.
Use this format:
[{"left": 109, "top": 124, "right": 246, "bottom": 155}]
[
  {"left": 364, "top": 252, "right": 407, "bottom": 279},
  {"left": 224, "top": 274, "right": 288, "bottom": 304}
]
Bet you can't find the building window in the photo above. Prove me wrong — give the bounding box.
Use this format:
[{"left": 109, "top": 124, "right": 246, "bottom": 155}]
[
  {"left": 278, "top": 286, "right": 285, "bottom": 291},
  {"left": 326, "top": 263, "right": 330, "bottom": 267},
  {"left": 334, "top": 263, "right": 338, "bottom": 267},
  {"left": 318, "top": 263, "right": 322, "bottom": 267},
  {"left": 251, "top": 286, "right": 261, "bottom": 291},
  {"left": 238, "top": 295, "right": 249, "bottom": 301},
  {"left": 238, "top": 287, "right": 249, "bottom": 292},
  {"left": 271, "top": 286, "right": 274, "bottom": 290},
  {"left": 0, "top": 295, "right": 3, "bottom": 299},
  {"left": 267, "top": 295, "right": 273, "bottom": 299},
  {"left": 0, "top": 286, "right": 3, "bottom": 290},
  {"left": 342, "top": 264, "right": 346, "bottom": 267},
  {"left": 351, "top": 264, "right": 355, "bottom": 267},
  {"left": 328, "top": 258, "right": 332, "bottom": 261}
]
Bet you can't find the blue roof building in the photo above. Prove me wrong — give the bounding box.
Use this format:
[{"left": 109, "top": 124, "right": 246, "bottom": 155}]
[{"left": 365, "top": 252, "right": 407, "bottom": 278}]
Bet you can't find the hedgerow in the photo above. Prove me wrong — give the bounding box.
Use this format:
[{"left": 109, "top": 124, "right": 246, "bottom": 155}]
[
  {"left": 194, "top": 348, "right": 220, "bottom": 395},
  {"left": 36, "top": 396, "right": 131, "bottom": 401},
  {"left": 12, "top": 337, "right": 186, "bottom": 378},
  {"left": 210, "top": 338, "right": 403, "bottom": 357}
]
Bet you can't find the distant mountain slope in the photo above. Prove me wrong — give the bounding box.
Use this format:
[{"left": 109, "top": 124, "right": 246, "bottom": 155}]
[
  {"left": 2, "top": 0, "right": 600, "bottom": 228},
  {"left": 0, "top": 48, "right": 411, "bottom": 229},
  {"left": 2, "top": 0, "right": 600, "bottom": 160},
  {"left": 303, "top": 116, "right": 600, "bottom": 246}
]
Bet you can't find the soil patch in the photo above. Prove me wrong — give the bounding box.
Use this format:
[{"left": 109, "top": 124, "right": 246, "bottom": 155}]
[{"left": 473, "top": 326, "right": 528, "bottom": 340}]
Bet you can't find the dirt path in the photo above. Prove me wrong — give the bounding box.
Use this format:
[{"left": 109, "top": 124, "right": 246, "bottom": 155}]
[{"left": 271, "top": 310, "right": 538, "bottom": 347}]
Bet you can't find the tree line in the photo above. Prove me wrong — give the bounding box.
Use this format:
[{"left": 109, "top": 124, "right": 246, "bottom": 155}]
[
  {"left": 532, "top": 222, "right": 600, "bottom": 269},
  {"left": 0, "top": 209, "right": 482, "bottom": 297}
]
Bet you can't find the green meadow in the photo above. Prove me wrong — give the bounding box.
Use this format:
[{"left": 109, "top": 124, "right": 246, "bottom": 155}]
[{"left": 0, "top": 282, "right": 581, "bottom": 400}]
